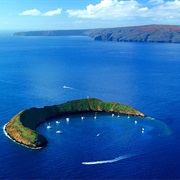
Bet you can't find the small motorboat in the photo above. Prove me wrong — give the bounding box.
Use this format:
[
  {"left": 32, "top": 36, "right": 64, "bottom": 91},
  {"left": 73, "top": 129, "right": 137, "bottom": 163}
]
[
  {"left": 56, "top": 130, "right": 62, "bottom": 134},
  {"left": 94, "top": 112, "right": 97, "bottom": 119},
  {"left": 47, "top": 123, "right": 52, "bottom": 129},
  {"left": 142, "top": 128, "right": 145, "bottom": 133}
]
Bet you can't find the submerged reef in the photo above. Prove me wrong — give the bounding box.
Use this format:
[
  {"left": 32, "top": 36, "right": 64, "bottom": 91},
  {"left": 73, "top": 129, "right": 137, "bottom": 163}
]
[{"left": 5, "top": 98, "right": 144, "bottom": 149}]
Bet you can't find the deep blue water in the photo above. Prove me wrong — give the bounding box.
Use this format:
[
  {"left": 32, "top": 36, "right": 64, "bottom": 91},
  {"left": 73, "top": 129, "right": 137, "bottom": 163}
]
[{"left": 0, "top": 34, "right": 180, "bottom": 179}]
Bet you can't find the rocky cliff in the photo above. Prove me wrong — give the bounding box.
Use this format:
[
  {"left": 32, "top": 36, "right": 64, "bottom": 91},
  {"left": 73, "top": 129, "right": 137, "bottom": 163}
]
[{"left": 88, "top": 25, "right": 180, "bottom": 43}]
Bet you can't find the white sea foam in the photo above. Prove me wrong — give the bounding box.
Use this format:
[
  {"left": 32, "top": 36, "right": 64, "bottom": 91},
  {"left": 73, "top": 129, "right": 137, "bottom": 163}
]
[
  {"left": 147, "top": 116, "right": 155, "bottom": 120},
  {"left": 3, "top": 123, "right": 42, "bottom": 150},
  {"left": 82, "top": 154, "right": 136, "bottom": 165}
]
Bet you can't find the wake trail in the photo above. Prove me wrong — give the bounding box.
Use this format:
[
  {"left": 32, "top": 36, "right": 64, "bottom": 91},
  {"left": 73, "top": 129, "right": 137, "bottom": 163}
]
[
  {"left": 82, "top": 153, "right": 136, "bottom": 165},
  {"left": 63, "top": 85, "right": 75, "bottom": 90},
  {"left": 96, "top": 129, "right": 107, "bottom": 137}
]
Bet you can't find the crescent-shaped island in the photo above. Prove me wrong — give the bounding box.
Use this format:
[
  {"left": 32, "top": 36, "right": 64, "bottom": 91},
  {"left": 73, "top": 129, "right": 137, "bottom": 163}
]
[{"left": 4, "top": 98, "right": 145, "bottom": 149}]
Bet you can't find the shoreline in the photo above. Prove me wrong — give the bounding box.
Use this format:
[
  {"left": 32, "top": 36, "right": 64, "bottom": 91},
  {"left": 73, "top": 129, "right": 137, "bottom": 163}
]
[{"left": 3, "top": 123, "right": 42, "bottom": 150}]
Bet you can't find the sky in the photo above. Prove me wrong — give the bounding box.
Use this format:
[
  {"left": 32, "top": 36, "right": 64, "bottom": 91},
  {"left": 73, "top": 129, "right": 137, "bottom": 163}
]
[{"left": 0, "top": 0, "right": 179, "bottom": 30}]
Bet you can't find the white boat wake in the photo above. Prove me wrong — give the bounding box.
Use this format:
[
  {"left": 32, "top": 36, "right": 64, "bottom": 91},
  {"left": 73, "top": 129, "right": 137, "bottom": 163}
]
[
  {"left": 146, "top": 116, "right": 156, "bottom": 120},
  {"left": 82, "top": 154, "right": 136, "bottom": 165},
  {"left": 63, "top": 85, "right": 74, "bottom": 90}
]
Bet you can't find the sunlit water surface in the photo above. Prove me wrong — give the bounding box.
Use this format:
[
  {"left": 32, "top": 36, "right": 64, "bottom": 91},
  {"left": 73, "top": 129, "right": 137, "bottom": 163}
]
[{"left": 0, "top": 35, "right": 180, "bottom": 179}]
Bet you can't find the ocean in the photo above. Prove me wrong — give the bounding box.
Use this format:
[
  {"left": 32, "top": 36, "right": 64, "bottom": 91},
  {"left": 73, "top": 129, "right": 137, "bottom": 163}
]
[{"left": 0, "top": 34, "right": 180, "bottom": 179}]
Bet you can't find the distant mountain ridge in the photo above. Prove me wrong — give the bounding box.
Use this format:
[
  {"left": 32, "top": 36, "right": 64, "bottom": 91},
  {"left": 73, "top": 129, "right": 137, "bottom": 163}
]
[{"left": 14, "top": 24, "right": 180, "bottom": 43}]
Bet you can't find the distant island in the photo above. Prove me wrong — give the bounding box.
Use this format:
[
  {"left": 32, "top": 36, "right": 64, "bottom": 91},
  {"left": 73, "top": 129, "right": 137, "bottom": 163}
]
[
  {"left": 14, "top": 24, "right": 180, "bottom": 43},
  {"left": 4, "top": 98, "right": 144, "bottom": 149}
]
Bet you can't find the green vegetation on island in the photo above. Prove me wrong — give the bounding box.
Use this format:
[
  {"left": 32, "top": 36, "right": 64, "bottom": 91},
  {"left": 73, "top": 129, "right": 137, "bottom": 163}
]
[{"left": 5, "top": 98, "right": 144, "bottom": 149}]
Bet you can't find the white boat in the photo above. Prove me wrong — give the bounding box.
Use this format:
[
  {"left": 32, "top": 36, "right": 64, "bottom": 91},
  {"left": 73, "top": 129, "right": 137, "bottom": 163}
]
[
  {"left": 47, "top": 123, "right": 52, "bottom": 129},
  {"left": 112, "top": 113, "right": 114, "bottom": 117},
  {"left": 117, "top": 113, "right": 120, "bottom": 118},
  {"left": 56, "top": 121, "right": 60, "bottom": 124},
  {"left": 63, "top": 85, "right": 73, "bottom": 89},
  {"left": 142, "top": 128, "right": 145, "bottom": 133},
  {"left": 56, "top": 130, "right": 62, "bottom": 134},
  {"left": 81, "top": 116, "right": 85, "bottom": 120},
  {"left": 66, "top": 117, "right": 70, "bottom": 122},
  {"left": 127, "top": 115, "right": 130, "bottom": 119},
  {"left": 135, "top": 120, "right": 137, "bottom": 124},
  {"left": 47, "top": 125, "right": 52, "bottom": 129},
  {"left": 94, "top": 112, "right": 97, "bottom": 119}
]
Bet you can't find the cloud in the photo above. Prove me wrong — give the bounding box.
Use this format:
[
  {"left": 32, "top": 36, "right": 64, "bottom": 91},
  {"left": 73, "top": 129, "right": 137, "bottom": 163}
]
[
  {"left": 147, "top": 0, "right": 180, "bottom": 18},
  {"left": 19, "top": 9, "right": 41, "bottom": 16},
  {"left": 19, "top": 8, "right": 62, "bottom": 16},
  {"left": 42, "top": 8, "right": 62, "bottom": 16},
  {"left": 66, "top": 0, "right": 180, "bottom": 20},
  {"left": 148, "top": 0, "right": 164, "bottom": 6},
  {"left": 66, "top": 0, "right": 148, "bottom": 19}
]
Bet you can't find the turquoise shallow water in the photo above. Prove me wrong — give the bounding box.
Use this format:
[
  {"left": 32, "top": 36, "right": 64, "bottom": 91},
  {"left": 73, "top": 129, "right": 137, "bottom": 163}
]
[{"left": 0, "top": 35, "right": 180, "bottom": 179}]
